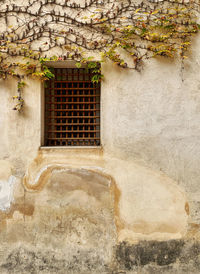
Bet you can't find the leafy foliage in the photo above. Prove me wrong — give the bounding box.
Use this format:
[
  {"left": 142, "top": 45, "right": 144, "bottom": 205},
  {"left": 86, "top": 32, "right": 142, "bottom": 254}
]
[{"left": 0, "top": 0, "right": 199, "bottom": 109}]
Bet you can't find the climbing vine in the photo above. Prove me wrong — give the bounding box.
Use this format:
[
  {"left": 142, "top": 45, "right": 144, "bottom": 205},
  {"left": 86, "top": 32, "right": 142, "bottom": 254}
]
[{"left": 0, "top": 0, "right": 200, "bottom": 110}]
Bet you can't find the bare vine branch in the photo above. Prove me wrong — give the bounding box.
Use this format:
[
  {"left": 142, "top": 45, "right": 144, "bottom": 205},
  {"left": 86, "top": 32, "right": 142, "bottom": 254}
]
[{"left": 0, "top": 0, "right": 199, "bottom": 79}]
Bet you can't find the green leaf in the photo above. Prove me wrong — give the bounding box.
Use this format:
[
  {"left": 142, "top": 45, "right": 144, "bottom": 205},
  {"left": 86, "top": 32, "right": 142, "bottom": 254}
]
[
  {"left": 76, "top": 62, "right": 82, "bottom": 68},
  {"left": 88, "top": 62, "right": 97, "bottom": 69}
]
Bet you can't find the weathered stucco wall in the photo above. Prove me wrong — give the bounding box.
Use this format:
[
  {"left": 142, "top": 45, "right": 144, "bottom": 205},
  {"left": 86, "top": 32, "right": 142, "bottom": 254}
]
[{"left": 1, "top": 36, "right": 200, "bottom": 273}]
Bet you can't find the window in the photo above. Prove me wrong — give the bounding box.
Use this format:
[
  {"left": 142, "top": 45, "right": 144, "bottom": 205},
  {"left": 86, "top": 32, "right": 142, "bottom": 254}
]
[{"left": 44, "top": 66, "right": 101, "bottom": 146}]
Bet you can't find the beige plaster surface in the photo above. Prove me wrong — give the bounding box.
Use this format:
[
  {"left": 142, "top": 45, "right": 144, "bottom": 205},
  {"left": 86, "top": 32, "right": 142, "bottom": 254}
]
[
  {"left": 23, "top": 149, "right": 188, "bottom": 242},
  {"left": 1, "top": 36, "right": 200, "bottom": 245},
  {"left": 0, "top": 167, "right": 116, "bottom": 273}
]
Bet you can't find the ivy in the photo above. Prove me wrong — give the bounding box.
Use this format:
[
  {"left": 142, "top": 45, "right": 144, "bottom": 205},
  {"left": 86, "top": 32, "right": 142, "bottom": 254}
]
[
  {"left": 0, "top": 0, "right": 199, "bottom": 109},
  {"left": 13, "top": 79, "right": 25, "bottom": 111}
]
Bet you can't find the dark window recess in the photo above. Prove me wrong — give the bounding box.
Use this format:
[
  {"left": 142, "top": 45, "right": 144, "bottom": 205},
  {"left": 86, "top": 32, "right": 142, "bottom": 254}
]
[{"left": 44, "top": 67, "right": 101, "bottom": 146}]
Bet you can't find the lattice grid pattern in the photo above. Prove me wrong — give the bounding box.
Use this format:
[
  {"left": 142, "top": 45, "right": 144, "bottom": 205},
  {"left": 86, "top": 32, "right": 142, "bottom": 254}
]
[{"left": 44, "top": 67, "right": 100, "bottom": 146}]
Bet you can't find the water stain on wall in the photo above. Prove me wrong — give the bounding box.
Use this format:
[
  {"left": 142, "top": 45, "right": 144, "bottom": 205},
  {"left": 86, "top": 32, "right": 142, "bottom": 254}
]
[{"left": 0, "top": 167, "right": 117, "bottom": 273}]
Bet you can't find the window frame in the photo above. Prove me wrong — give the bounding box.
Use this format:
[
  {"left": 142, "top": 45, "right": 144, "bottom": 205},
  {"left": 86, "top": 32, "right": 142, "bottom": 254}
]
[{"left": 41, "top": 61, "right": 101, "bottom": 148}]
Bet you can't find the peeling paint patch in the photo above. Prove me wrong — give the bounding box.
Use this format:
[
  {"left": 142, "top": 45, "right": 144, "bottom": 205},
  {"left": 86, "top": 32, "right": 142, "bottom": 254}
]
[
  {"left": 32, "top": 164, "right": 104, "bottom": 187},
  {"left": 0, "top": 175, "right": 16, "bottom": 211},
  {"left": 24, "top": 164, "right": 112, "bottom": 191},
  {"left": 33, "top": 165, "right": 49, "bottom": 186}
]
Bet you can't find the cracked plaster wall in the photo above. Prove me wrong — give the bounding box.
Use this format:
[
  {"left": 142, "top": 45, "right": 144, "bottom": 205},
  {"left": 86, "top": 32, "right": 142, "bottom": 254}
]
[{"left": 0, "top": 33, "right": 200, "bottom": 273}]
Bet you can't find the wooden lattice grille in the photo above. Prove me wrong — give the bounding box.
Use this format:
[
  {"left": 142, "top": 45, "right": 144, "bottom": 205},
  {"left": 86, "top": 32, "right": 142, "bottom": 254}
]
[{"left": 44, "top": 67, "right": 101, "bottom": 146}]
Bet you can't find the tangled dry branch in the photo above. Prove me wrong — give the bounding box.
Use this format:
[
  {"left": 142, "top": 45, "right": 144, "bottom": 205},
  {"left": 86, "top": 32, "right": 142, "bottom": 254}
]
[
  {"left": 0, "top": 0, "right": 199, "bottom": 75},
  {"left": 0, "top": 0, "right": 200, "bottom": 109}
]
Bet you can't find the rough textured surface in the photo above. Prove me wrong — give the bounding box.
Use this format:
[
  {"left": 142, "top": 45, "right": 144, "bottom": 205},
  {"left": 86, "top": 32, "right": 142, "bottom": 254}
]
[
  {"left": 1, "top": 247, "right": 112, "bottom": 274},
  {"left": 1, "top": 240, "right": 200, "bottom": 273},
  {"left": 0, "top": 168, "right": 116, "bottom": 274},
  {"left": 1, "top": 20, "right": 200, "bottom": 272},
  {"left": 0, "top": 160, "right": 16, "bottom": 211},
  {"left": 114, "top": 240, "right": 200, "bottom": 274},
  {"left": 0, "top": 52, "right": 199, "bottom": 240},
  {"left": 0, "top": 50, "right": 199, "bottom": 242},
  {"left": 24, "top": 159, "right": 188, "bottom": 242}
]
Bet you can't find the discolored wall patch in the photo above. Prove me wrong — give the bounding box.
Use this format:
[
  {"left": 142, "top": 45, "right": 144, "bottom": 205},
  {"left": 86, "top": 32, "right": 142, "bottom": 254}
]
[{"left": 0, "top": 167, "right": 117, "bottom": 273}]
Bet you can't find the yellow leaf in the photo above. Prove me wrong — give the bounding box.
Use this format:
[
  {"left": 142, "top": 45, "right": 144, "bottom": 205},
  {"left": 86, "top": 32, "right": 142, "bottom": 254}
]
[
  {"left": 152, "top": 10, "right": 159, "bottom": 15},
  {"left": 135, "top": 8, "right": 141, "bottom": 13}
]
